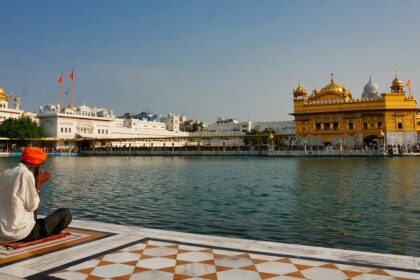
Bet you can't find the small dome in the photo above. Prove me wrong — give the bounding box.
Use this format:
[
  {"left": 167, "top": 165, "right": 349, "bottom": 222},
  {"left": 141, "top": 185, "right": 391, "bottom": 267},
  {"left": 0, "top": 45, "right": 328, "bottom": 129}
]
[
  {"left": 78, "top": 104, "right": 91, "bottom": 110},
  {"left": 392, "top": 76, "right": 403, "bottom": 87},
  {"left": 362, "top": 76, "right": 380, "bottom": 99},
  {"left": 343, "top": 86, "right": 352, "bottom": 97},
  {"left": 292, "top": 82, "right": 307, "bottom": 100},
  {"left": 293, "top": 85, "right": 307, "bottom": 95},
  {"left": 390, "top": 74, "right": 404, "bottom": 93},
  {"left": 0, "top": 87, "right": 7, "bottom": 102}
]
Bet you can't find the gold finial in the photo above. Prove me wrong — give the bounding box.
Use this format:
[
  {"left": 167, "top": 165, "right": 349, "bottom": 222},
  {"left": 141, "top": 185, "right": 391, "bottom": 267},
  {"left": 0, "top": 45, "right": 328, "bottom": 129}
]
[{"left": 331, "top": 66, "right": 336, "bottom": 80}]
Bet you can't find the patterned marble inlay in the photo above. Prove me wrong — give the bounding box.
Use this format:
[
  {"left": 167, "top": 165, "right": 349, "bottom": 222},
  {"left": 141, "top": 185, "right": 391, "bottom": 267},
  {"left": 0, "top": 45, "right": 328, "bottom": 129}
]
[{"left": 35, "top": 239, "right": 420, "bottom": 280}]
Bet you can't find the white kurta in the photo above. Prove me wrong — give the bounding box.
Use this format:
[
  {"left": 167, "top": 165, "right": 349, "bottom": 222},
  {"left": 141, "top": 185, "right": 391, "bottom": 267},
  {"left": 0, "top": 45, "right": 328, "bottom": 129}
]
[{"left": 0, "top": 163, "right": 39, "bottom": 241}]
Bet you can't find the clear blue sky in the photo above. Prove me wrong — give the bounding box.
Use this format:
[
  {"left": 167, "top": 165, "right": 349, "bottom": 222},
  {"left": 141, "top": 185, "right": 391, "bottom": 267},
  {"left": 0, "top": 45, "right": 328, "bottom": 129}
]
[{"left": 1, "top": 0, "right": 419, "bottom": 122}]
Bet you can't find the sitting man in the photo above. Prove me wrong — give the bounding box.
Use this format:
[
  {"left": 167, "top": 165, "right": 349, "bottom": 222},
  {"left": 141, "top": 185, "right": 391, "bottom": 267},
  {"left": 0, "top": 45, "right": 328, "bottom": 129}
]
[{"left": 0, "top": 147, "right": 72, "bottom": 242}]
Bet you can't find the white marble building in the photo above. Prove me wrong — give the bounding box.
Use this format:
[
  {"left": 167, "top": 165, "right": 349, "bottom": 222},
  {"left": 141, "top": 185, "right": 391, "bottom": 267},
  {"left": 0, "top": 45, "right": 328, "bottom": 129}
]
[
  {"left": 203, "top": 118, "right": 295, "bottom": 136},
  {"left": 205, "top": 118, "right": 252, "bottom": 135},
  {"left": 196, "top": 118, "right": 296, "bottom": 146},
  {"left": 37, "top": 103, "right": 189, "bottom": 149}
]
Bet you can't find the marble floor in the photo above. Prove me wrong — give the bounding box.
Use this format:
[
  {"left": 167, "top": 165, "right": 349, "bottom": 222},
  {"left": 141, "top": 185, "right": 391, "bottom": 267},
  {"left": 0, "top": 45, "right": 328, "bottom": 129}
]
[{"left": 0, "top": 219, "right": 419, "bottom": 280}]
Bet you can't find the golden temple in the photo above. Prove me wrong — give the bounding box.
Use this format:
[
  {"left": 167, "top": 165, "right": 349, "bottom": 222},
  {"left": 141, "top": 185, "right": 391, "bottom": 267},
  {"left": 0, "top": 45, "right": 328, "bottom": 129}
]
[{"left": 291, "top": 74, "right": 420, "bottom": 147}]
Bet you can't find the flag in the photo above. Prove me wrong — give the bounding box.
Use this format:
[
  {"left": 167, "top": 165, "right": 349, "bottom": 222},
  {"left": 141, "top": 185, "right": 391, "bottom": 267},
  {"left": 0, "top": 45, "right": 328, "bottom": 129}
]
[
  {"left": 58, "top": 73, "right": 63, "bottom": 84},
  {"left": 406, "top": 79, "right": 411, "bottom": 89},
  {"left": 69, "top": 69, "right": 75, "bottom": 80}
]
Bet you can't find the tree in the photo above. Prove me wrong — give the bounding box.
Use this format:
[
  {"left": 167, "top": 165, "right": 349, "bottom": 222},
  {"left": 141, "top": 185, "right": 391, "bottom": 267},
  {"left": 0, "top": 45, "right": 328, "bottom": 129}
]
[
  {"left": 181, "top": 121, "right": 204, "bottom": 132},
  {"left": 193, "top": 122, "right": 204, "bottom": 132},
  {"left": 242, "top": 129, "right": 256, "bottom": 145},
  {"left": 0, "top": 116, "right": 44, "bottom": 139},
  {"left": 243, "top": 128, "right": 282, "bottom": 146}
]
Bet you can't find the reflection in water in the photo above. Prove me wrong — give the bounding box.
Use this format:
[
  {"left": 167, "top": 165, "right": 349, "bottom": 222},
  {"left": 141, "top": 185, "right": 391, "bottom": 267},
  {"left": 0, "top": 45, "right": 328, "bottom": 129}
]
[
  {"left": 0, "top": 156, "right": 418, "bottom": 256},
  {"left": 293, "top": 158, "right": 420, "bottom": 256},
  {"left": 294, "top": 158, "right": 420, "bottom": 254}
]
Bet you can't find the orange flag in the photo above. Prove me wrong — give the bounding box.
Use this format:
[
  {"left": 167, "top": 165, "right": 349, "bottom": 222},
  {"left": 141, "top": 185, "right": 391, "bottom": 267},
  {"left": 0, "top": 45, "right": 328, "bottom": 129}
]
[
  {"left": 406, "top": 79, "right": 411, "bottom": 89},
  {"left": 69, "top": 69, "right": 75, "bottom": 80},
  {"left": 58, "top": 73, "right": 63, "bottom": 84}
]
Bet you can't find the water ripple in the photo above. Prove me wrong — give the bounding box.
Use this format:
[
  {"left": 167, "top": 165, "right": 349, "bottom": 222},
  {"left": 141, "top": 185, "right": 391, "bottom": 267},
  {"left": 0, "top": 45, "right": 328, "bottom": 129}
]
[{"left": 0, "top": 156, "right": 419, "bottom": 256}]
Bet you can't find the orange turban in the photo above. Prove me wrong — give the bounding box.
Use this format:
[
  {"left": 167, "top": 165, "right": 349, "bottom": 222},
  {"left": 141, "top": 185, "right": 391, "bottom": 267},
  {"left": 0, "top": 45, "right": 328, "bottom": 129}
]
[{"left": 21, "top": 147, "right": 47, "bottom": 165}]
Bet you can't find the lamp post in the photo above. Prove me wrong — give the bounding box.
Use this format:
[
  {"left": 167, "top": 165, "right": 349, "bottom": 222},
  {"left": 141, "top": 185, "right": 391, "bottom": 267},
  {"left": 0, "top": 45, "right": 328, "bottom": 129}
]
[
  {"left": 268, "top": 133, "right": 274, "bottom": 153},
  {"left": 380, "top": 130, "right": 386, "bottom": 154},
  {"left": 354, "top": 136, "right": 358, "bottom": 150}
]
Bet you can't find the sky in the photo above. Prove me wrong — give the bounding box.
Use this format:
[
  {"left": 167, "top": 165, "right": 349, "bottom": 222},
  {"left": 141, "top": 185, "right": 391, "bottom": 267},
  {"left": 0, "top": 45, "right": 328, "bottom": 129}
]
[{"left": 0, "top": 0, "right": 420, "bottom": 122}]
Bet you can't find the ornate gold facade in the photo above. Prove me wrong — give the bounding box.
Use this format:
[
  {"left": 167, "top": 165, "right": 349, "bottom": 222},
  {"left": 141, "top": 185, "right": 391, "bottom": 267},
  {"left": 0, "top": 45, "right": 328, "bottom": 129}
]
[
  {"left": 0, "top": 87, "right": 8, "bottom": 102},
  {"left": 291, "top": 75, "right": 420, "bottom": 147}
]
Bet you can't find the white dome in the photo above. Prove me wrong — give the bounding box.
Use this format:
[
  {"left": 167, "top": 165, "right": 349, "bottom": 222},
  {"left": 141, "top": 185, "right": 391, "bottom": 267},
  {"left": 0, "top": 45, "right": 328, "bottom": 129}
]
[
  {"left": 362, "top": 76, "right": 379, "bottom": 99},
  {"left": 78, "top": 104, "right": 91, "bottom": 110}
]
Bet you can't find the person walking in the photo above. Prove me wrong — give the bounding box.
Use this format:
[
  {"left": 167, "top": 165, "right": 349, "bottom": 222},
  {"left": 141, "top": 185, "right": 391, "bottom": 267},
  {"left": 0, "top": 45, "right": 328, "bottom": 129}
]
[{"left": 0, "top": 147, "right": 72, "bottom": 242}]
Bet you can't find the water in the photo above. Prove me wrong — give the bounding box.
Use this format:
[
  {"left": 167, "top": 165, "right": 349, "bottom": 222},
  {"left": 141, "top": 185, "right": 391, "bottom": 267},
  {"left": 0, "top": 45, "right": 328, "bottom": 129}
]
[{"left": 0, "top": 156, "right": 419, "bottom": 256}]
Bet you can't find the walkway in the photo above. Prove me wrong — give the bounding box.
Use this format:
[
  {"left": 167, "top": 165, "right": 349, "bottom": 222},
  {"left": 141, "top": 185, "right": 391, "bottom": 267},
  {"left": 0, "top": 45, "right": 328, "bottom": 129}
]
[{"left": 0, "top": 219, "right": 419, "bottom": 279}]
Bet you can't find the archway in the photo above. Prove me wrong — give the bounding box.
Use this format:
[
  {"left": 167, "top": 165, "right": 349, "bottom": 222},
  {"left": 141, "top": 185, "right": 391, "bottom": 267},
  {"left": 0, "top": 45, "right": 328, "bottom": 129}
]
[{"left": 363, "top": 135, "right": 379, "bottom": 149}]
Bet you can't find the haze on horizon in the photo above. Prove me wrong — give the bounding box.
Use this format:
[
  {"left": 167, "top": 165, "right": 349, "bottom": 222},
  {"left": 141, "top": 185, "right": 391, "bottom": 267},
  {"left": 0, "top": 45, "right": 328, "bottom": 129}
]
[{"left": 0, "top": 0, "right": 419, "bottom": 122}]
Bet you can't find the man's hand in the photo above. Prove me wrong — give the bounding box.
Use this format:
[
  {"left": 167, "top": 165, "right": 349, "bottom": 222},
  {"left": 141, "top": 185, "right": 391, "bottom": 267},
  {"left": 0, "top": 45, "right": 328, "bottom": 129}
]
[{"left": 35, "top": 170, "right": 52, "bottom": 193}]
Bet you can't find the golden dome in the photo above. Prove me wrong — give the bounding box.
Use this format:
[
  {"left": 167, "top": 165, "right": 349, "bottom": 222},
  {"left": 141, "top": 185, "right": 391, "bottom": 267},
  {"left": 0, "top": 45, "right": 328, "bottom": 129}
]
[
  {"left": 0, "top": 87, "right": 7, "bottom": 102},
  {"left": 293, "top": 85, "right": 307, "bottom": 95},
  {"left": 319, "top": 76, "right": 344, "bottom": 95},
  {"left": 390, "top": 75, "right": 405, "bottom": 93},
  {"left": 309, "top": 87, "right": 318, "bottom": 99},
  {"left": 308, "top": 74, "right": 353, "bottom": 101},
  {"left": 292, "top": 82, "right": 308, "bottom": 100},
  {"left": 342, "top": 86, "right": 350, "bottom": 96},
  {"left": 392, "top": 76, "right": 403, "bottom": 87}
]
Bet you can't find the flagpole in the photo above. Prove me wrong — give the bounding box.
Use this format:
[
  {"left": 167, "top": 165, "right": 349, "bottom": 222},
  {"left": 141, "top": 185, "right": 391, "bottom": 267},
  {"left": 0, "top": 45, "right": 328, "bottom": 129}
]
[
  {"left": 60, "top": 82, "right": 62, "bottom": 112},
  {"left": 59, "top": 72, "right": 63, "bottom": 112},
  {"left": 71, "top": 78, "right": 74, "bottom": 108},
  {"left": 406, "top": 80, "right": 412, "bottom": 97},
  {"left": 71, "top": 68, "right": 75, "bottom": 108}
]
